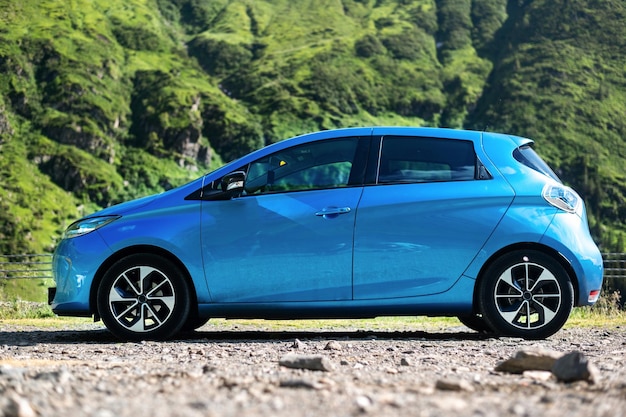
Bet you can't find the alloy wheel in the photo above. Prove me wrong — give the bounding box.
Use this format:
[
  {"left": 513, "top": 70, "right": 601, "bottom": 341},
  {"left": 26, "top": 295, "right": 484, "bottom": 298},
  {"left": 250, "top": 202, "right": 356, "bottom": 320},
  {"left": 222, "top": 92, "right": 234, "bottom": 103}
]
[
  {"left": 108, "top": 265, "right": 177, "bottom": 333},
  {"left": 493, "top": 258, "right": 562, "bottom": 330}
]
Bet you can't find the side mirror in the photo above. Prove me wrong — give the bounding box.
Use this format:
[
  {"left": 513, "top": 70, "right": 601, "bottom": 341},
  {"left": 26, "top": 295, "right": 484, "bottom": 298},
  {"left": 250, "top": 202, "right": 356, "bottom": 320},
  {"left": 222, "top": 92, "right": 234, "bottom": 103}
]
[{"left": 221, "top": 171, "right": 246, "bottom": 196}]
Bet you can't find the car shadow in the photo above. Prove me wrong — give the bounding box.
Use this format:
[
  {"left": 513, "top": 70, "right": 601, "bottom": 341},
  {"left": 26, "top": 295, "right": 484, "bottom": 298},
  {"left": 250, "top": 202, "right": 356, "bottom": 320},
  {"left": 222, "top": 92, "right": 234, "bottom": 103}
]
[
  {"left": 0, "top": 327, "right": 494, "bottom": 347},
  {"left": 188, "top": 329, "right": 494, "bottom": 343}
]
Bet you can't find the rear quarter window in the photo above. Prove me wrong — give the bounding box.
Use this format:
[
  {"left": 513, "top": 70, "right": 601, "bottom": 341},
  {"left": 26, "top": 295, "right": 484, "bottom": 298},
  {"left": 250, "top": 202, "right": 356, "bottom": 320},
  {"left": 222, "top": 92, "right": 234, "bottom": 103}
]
[{"left": 513, "top": 145, "right": 561, "bottom": 183}]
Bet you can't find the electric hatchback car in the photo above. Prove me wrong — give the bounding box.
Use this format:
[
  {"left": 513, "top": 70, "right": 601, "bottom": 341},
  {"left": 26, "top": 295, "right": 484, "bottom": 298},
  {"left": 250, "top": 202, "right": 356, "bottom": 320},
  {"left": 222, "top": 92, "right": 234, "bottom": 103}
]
[{"left": 50, "top": 127, "right": 604, "bottom": 341}]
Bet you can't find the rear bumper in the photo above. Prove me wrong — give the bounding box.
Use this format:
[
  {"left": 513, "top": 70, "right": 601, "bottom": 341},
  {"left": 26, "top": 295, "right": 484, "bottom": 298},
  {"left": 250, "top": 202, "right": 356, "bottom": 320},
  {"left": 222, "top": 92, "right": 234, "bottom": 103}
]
[{"left": 540, "top": 212, "right": 604, "bottom": 306}]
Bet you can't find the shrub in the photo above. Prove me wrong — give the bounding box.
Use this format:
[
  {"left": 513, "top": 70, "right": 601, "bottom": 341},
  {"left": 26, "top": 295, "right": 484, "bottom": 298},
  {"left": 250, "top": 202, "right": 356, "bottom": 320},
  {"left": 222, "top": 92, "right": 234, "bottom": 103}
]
[
  {"left": 355, "top": 35, "right": 385, "bottom": 58},
  {"left": 110, "top": 18, "right": 161, "bottom": 51},
  {"left": 188, "top": 37, "right": 252, "bottom": 77}
]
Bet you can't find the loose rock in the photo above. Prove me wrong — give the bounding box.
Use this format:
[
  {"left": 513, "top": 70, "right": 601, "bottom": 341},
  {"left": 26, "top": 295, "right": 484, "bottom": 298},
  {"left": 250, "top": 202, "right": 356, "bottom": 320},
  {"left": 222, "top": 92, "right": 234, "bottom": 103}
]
[
  {"left": 1, "top": 395, "right": 36, "bottom": 417},
  {"left": 279, "top": 354, "right": 334, "bottom": 372},
  {"left": 435, "top": 378, "right": 475, "bottom": 392},
  {"left": 279, "top": 379, "right": 322, "bottom": 390},
  {"left": 522, "top": 370, "right": 553, "bottom": 382},
  {"left": 324, "top": 341, "right": 342, "bottom": 351}
]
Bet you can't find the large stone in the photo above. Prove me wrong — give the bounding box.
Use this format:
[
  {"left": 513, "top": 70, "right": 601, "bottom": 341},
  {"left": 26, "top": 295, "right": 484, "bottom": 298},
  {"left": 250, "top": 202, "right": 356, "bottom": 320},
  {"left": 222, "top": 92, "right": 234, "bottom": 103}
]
[
  {"left": 551, "top": 351, "right": 600, "bottom": 384},
  {"left": 495, "top": 349, "right": 563, "bottom": 373}
]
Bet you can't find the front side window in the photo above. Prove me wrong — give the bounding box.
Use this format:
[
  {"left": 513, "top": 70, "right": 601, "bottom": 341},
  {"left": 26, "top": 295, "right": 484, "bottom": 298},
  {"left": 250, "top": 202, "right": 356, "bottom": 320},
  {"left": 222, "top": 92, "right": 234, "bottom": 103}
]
[
  {"left": 377, "top": 136, "right": 477, "bottom": 183},
  {"left": 244, "top": 138, "right": 360, "bottom": 195}
]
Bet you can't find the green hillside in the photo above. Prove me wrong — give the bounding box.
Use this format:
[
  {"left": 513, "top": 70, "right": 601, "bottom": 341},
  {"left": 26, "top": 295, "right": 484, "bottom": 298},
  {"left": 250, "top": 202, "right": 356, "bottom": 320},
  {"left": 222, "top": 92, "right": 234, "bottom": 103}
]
[
  {"left": 0, "top": 0, "right": 624, "bottom": 299},
  {"left": 467, "top": 0, "right": 626, "bottom": 248}
]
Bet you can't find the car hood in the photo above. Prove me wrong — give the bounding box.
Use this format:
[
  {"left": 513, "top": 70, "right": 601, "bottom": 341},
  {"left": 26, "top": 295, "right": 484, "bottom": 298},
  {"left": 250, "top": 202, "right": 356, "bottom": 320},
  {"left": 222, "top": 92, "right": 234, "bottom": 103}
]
[
  {"left": 90, "top": 193, "right": 162, "bottom": 217},
  {"left": 82, "top": 175, "right": 206, "bottom": 219}
]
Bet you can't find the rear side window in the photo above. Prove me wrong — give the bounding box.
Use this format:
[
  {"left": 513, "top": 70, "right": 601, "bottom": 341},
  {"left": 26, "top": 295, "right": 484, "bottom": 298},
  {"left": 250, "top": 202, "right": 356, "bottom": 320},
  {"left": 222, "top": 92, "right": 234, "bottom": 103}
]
[
  {"left": 513, "top": 145, "right": 561, "bottom": 183},
  {"left": 377, "top": 136, "right": 477, "bottom": 183}
]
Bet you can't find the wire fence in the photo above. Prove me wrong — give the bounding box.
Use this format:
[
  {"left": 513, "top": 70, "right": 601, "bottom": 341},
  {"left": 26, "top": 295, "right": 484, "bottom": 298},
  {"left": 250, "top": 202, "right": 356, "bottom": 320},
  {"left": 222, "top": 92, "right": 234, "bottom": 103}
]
[
  {"left": 0, "top": 254, "right": 53, "bottom": 280},
  {"left": 603, "top": 253, "right": 626, "bottom": 280},
  {"left": 0, "top": 253, "right": 625, "bottom": 281}
]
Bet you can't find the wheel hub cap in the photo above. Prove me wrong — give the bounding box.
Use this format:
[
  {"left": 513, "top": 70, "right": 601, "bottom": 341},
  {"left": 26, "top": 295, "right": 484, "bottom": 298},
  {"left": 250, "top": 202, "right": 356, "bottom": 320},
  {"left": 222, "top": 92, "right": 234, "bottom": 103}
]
[
  {"left": 494, "top": 261, "right": 562, "bottom": 330},
  {"left": 108, "top": 266, "right": 176, "bottom": 333}
]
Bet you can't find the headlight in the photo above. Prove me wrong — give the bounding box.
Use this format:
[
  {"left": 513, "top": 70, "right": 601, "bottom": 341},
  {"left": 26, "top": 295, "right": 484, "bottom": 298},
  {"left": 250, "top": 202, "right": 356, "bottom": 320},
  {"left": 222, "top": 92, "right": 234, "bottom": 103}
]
[
  {"left": 63, "top": 216, "right": 121, "bottom": 239},
  {"left": 542, "top": 184, "right": 581, "bottom": 214}
]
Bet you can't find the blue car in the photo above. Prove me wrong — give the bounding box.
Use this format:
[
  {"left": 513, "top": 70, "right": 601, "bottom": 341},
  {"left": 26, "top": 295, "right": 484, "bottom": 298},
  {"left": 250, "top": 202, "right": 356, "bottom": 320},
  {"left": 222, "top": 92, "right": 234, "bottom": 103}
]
[{"left": 49, "top": 127, "right": 604, "bottom": 341}]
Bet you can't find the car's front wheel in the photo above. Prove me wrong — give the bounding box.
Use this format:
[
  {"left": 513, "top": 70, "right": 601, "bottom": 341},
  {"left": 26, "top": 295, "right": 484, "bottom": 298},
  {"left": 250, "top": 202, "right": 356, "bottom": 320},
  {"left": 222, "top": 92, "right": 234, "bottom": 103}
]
[
  {"left": 478, "top": 250, "right": 573, "bottom": 340},
  {"left": 97, "top": 254, "right": 190, "bottom": 341},
  {"left": 457, "top": 314, "right": 493, "bottom": 333}
]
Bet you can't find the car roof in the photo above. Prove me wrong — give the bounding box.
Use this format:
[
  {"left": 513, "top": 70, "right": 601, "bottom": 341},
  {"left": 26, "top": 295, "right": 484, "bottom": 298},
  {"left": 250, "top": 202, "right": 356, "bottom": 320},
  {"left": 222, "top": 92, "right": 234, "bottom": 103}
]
[{"left": 210, "top": 127, "right": 533, "bottom": 178}]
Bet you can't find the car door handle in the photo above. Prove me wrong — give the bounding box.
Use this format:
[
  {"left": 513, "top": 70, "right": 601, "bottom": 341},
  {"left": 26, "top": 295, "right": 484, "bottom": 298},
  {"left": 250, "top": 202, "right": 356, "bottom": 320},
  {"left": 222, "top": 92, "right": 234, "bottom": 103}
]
[{"left": 315, "top": 207, "right": 352, "bottom": 217}]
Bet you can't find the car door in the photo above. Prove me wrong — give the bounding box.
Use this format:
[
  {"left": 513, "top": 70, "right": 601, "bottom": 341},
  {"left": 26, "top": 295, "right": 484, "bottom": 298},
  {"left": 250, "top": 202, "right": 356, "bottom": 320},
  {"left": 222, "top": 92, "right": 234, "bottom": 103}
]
[
  {"left": 201, "top": 136, "right": 368, "bottom": 303},
  {"left": 353, "top": 135, "right": 515, "bottom": 299}
]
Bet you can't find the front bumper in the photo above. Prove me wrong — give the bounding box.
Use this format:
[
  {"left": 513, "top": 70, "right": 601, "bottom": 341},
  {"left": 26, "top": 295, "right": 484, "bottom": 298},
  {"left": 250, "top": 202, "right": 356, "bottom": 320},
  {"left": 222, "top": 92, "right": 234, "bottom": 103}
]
[{"left": 50, "top": 231, "right": 113, "bottom": 316}]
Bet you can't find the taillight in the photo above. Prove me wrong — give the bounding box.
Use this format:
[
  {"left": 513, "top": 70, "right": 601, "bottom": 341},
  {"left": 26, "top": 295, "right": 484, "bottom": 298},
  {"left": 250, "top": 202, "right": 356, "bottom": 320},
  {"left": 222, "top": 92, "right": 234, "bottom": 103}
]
[{"left": 542, "top": 183, "right": 581, "bottom": 214}]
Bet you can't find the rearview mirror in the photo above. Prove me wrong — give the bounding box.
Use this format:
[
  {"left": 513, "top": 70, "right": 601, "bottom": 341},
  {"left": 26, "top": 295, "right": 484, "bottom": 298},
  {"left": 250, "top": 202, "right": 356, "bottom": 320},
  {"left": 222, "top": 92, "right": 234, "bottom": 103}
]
[{"left": 221, "top": 171, "right": 246, "bottom": 196}]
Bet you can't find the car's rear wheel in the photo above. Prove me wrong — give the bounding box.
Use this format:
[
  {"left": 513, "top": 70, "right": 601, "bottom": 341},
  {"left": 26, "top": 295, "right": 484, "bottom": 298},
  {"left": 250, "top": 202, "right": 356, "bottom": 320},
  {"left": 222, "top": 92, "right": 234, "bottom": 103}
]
[
  {"left": 97, "top": 254, "right": 190, "bottom": 341},
  {"left": 181, "top": 315, "right": 210, "bottom": 332},
  {"left": 478, "top": 250, "right": 573, "bottom": 340}
]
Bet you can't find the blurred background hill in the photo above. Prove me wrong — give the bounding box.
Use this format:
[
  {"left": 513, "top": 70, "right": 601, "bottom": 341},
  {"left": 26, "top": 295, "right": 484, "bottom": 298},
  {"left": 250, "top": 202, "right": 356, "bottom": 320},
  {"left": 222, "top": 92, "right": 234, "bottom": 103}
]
[{"left": 0, "top": 0, "right": 624, "bottom": 299}]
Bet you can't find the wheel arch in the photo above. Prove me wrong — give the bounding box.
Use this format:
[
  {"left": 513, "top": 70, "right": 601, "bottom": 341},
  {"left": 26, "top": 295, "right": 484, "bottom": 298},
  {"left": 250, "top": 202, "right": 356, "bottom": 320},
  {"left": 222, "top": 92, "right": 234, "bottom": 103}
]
[
  {"left": 472, "top": 242, "right": 579, "bottom": 313},
  {"left": 89, "top": 245, "right": 199, "bottom": 321}
]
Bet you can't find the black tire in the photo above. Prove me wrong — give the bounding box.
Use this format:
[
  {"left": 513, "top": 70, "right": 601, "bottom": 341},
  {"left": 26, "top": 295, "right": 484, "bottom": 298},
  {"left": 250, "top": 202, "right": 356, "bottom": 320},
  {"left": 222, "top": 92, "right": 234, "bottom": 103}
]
[
  {"left": 181, "top": 315, "right": 210, "bottom": 332},
  {"left": 478, "top": 250, "right": 574, "bottom": 340},
  {"left": 97, "top": 254, "right": 191, "bottom": 341},
  {"left": 457, "top": 314, "right": 493, "bottom": 333}
]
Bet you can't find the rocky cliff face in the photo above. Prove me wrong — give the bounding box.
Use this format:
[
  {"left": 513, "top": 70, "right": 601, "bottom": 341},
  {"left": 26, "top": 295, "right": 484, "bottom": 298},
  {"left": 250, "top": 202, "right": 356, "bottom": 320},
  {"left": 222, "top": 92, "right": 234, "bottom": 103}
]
[{"left": 0, "top": 0, "right": 624, "bottom": 258}]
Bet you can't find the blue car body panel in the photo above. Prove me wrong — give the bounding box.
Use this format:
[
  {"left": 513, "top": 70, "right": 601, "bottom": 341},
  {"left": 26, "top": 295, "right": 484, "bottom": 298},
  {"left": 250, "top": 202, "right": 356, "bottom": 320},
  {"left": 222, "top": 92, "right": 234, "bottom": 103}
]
[
  {"left": 52, "top": 231, "right": 112, "bottom": 313},
  {"left": 51, "top": 126, "right": 604, "bottom": 330},
  {"left": 540, "top": 211, "right": 604, "bottom": 306},
  {"left": 201, "top": 187, "right": 363, "bottom": 302},
  {"left": 353, "top": 181, "right": 514, "bottom": 299}
]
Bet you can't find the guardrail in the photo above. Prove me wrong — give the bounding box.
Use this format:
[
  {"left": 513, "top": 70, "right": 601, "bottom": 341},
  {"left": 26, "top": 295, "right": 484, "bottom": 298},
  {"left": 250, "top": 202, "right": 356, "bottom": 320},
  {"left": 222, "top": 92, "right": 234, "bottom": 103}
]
[{"left": 1, "top": 253, "right": 625, "bottom": 280}]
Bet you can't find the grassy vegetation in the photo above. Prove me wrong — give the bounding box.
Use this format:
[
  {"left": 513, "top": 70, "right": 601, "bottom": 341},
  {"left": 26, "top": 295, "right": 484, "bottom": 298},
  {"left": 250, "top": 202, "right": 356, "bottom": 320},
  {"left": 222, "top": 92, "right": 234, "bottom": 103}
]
[
  {"left": 0, "top": 0, "right": 625, "bottom": 301},
  {"left": 0, "top": 299, "right": 622, "bottom": 331},
  {"left": 566, "top": 291, "right": 625, "bottom": 328},
  {"left": 0, "top": 300, "right": 56, "bottom": 320}
]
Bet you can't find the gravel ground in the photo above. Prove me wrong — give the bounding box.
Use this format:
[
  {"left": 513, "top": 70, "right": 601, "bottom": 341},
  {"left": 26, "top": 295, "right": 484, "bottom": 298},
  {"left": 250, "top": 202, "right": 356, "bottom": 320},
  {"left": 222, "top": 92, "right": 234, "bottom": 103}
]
[{"left": 0, "top": 320, "right": 625, "bottom": 417}]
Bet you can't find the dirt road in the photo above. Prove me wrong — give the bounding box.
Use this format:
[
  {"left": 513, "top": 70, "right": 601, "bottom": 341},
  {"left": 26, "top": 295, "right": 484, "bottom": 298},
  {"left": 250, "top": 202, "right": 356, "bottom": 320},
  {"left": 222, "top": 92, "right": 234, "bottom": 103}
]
[{"left": 0, "top": 321, "right": 624, "bottom": 417}]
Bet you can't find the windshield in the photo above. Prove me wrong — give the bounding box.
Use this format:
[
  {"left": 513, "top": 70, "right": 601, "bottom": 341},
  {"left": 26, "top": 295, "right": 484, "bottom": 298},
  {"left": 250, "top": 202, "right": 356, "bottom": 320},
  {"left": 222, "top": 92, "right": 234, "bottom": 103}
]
[{"left": 513, "top": 145, "right": 561, "bottom": 183}]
